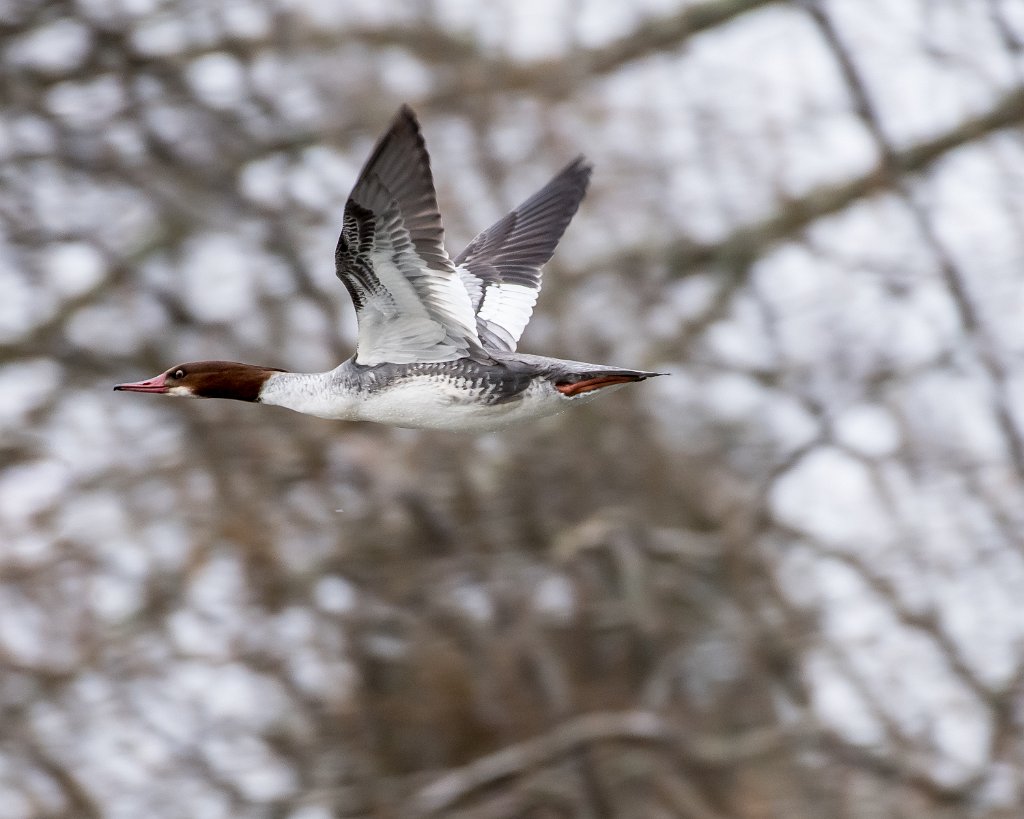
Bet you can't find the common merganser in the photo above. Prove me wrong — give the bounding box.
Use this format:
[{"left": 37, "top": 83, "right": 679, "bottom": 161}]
[{"left": 115, "top": 106, "right": 663, "bottom": 432}]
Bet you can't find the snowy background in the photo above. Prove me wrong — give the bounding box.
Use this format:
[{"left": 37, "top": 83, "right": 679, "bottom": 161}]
[{"left": 3, "top": 0, "right": 1024, "bottom": 816}]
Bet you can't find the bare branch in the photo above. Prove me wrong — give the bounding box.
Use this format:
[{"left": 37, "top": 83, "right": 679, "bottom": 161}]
[{"left": 407, "top": 710, "right": 800, "bottom": 816}]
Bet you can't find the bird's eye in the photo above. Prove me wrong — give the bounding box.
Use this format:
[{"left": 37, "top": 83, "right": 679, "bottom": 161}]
[{"left": 173, "top": 369, "right": 185, "bottom": 379}]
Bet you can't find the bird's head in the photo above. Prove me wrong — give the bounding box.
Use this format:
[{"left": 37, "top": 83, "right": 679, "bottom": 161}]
[{"left": 114, "top": 361, "right": 285, "bottom": 402}]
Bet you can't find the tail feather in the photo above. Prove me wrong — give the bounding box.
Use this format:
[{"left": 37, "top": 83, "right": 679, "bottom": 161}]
[{"left": 554, "top": 369, "right": 664, "bottom": 397}]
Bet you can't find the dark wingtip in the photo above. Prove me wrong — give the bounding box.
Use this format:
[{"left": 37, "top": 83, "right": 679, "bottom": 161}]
[
  {"left": 380, "top": 104, "right": 428, "bottom": 161},
  {"left": 568, "top": 154, "right": 593, "bottom": 174},
  {"left": 394, "top": 103, "right": 420, "bottom": 130},
  {"left": 558, "top": 155, "right": 594, "bottom": 190}
]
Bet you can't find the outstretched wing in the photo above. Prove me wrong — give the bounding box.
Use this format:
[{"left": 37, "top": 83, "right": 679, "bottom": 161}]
[
  {"left": 454, "top": 157, "right": 592, "bottom": 352},
  {"left": 335, "top": 106, "right": 483, "bottom": 366}
]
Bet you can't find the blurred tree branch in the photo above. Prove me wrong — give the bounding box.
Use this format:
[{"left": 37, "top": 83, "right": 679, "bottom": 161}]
[
  {"left": 610, "top": 84, "right": 1024, "bottom": 279},
  {"left": 407, "top": 709, "right": 801, "bottom": 816},
  {"left": 427, "top": 0, "right": 785, "bottom": 104},
  {"left": 4, "top": 1, "right": 1024, "bottom": 816}
]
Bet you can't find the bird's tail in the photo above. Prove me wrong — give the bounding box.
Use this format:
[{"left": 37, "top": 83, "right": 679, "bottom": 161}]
[{"left": 554, "top": 368, "right": 665, "bottom": 397}]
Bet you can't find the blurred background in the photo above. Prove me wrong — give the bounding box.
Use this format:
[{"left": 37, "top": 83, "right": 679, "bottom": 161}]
[{"left": 3, "top": 0, "right": 1024, "bottom": 816}]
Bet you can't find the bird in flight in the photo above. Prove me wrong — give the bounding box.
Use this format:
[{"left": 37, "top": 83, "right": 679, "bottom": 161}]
[{"left": 115, "top": 106, "right": 662, "bottom": 431}]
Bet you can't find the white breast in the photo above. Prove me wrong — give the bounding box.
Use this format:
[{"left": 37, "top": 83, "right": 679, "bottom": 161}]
[
  {"left": 259, "top": 371, "right": 360, "bottom": 420},
  {"left": 356, "top": 378, "right": 568, "bottom": 432},
  {"left": 260, "top": 368, "right": 620, "bottom": 432}
]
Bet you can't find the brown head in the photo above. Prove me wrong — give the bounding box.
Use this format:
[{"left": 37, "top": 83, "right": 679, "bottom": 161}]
[{"left": 114, "top": 361, "right": 286, "bottom": 402}]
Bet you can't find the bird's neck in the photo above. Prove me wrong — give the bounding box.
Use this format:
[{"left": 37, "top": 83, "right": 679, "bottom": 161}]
[{"left": 258, "top": 369, "right": 360, "bottom": 420}]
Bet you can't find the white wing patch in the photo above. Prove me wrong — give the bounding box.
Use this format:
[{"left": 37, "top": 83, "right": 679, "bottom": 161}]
[
  {"left": 352, "top": 206, "right": 480, "bottom": 366},
  {"left": 454, "top": 157, "right": 592, "bottom": 352},
  {"left": 335, "top": 107, "right": 484, "bottom": 366},
  {"left": 474, "top": 279, "right": 540, "bottom": 353}
]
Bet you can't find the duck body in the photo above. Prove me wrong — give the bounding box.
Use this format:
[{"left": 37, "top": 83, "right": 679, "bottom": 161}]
[
  {"left": 115, "top": 105, "right": 663, "bottom": 431},
  {"left": 257, "top": 353, "right": 658, "bottom": 431}
]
